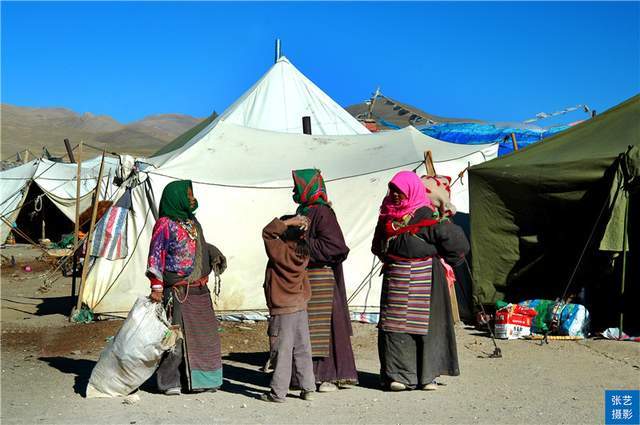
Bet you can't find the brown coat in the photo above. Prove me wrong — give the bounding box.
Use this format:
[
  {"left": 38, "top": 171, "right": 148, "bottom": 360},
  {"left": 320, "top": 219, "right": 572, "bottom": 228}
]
[{"left": 262, "top": 218, "right": 311, "bottom": 315}]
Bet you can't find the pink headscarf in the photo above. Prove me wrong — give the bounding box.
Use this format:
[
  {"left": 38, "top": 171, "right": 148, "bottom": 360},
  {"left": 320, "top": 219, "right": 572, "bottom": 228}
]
[{"left": 379, "top": 171, "right": 432, "bottom": 220}]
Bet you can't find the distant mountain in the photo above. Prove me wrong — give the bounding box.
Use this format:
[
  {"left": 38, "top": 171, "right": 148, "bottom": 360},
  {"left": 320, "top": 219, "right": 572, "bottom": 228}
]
[{"left": 1, "top": 104, "right": 206, "bottom": 160}]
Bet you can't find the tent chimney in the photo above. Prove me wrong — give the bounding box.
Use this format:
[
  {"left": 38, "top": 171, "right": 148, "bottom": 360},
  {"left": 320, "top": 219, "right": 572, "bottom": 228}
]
[
  {"left": 275, "top": 39, "right": 281, "bottom": 63},
  {"left": 302, "top": 116, "right": 312, "bottom": 135}
]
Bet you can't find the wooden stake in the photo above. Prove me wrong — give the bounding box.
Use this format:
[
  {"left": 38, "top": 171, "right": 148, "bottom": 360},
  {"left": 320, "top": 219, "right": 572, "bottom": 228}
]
[
  {"left": 424, "top": 150, "right": 436, "bottom": 176},
  {"left": 71, "top": 141, "right": 83, "bottom": 310},
  {"left": 510, "top": 133, "right": 519, "bottom": 151},
  {"left": 64, "top": 138, "right": 76, "bottom": 163},
  {"left": 450, "top": 285, "right": 461, "bottom": 324},
  {"left": 76, "top": 151, "right": 106, "bottom": 311}
]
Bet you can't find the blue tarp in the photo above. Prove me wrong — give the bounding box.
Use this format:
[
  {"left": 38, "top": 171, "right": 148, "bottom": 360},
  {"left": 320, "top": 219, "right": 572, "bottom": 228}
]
[{"left": 420, "top": 122, "right": 571, "bottom": 156}]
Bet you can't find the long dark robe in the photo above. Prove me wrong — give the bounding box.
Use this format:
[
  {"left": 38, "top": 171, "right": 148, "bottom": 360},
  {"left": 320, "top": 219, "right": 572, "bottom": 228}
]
[
  {"left": 304, "top": 205, "right": 358, "bottom": 384},
  {"left": 373, "top": 206, "right": 468, "bottom": 388},
  {"left": 156, "top": 220, "right": 223, "bottom": 392}
]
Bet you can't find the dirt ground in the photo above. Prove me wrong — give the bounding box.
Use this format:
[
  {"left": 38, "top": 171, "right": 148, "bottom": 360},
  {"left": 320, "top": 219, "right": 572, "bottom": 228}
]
[{"left": 1, "top": 245, "right": 638, "bottom": 425}]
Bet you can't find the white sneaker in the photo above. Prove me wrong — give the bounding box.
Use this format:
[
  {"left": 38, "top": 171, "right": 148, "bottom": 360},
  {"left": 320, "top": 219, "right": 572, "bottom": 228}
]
[
  {"left": 389, "top": 381, "right": 407, "bottom": 391},
  {"left": 317, "top": 382, "right": 338, "bottom": 392},
  {"left": 164, "top": 387, "right": 181, "bottom": 396},
  {"left": 422, "top": 381, "right": 438, "bottom": 391}
]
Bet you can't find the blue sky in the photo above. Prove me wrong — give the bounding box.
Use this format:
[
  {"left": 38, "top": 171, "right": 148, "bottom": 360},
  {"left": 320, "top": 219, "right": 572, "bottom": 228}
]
[{"left": 2, "top": 1, "right": 639, "bottom": 124}]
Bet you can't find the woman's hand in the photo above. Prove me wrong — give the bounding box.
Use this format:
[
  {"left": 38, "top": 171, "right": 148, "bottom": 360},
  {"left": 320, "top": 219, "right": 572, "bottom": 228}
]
[
  {"left": 149, "top": 290, "right": 163, "bottom": 303},
  {"left": 283, "top": 215, "right": 309, "bottom": 230}
]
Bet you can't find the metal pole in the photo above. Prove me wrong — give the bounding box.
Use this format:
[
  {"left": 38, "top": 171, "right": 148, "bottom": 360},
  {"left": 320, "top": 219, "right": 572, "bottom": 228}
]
[
  {"left": 275, "top": 39, "right": 281, "bottom": 63},
  {"left": 71, "top": 141, "right": 83, "bottom": 311},
  {"left": 76, "top": 151, "right": 106, "bottom": 311},
  {"left": 619, "top": 192, "right": 629, "bottom": 338},
  {"left": 64, "top": 138, "right": 76, "bottom": 163},
  {"left": 367, "top": 87, "right": 380, "bottom": 120},
  {"left": 302, "top": 116, "right": 312, "bottom": 135}
]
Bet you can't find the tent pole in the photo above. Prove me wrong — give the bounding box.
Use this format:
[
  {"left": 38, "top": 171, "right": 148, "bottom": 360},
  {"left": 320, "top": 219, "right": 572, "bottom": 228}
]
[
  {"left": 71, "top": 141, "right": 83, "bottom": 314},
  {"left": 510, "top": 133, "right": 519, "bottom": 151},
  {"left": 76, "top": 151, "right": 106, "bottom": 311},
  {"left": 619, "top": 191, "right": 629, "bottom": 338},
  {"left": 423, "top": 150, "right": 436, "bottom": 176},
  {"left": 64, "top": 138, "right": 76, "bottom": 163},
  {"left": 422, "top": 150, "right": 461, "bottom": 323}
]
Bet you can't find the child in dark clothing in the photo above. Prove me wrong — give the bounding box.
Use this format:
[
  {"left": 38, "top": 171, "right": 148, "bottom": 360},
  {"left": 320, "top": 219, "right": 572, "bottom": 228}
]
[{"left": 261, "top": 215, "right": 315, "bottom": 402}]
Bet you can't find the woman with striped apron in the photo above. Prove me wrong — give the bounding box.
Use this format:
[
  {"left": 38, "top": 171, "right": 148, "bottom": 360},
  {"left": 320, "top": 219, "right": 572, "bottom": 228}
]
[
  {"left": 147, "top": 180, "right": 227, "bottom": 395},
  {"left": 291, "top": 169, "right": 358, "bottom": 392},
  {"left": 372, "top": 171, "right": 469, "bottom": 391}
]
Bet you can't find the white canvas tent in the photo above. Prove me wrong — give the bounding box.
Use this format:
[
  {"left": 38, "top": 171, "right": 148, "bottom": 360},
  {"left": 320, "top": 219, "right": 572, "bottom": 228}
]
[
  {"left": 150, "top": 56, "right": 370, "bottom": 167},
  {"left": 0, "top": 156, "right": 120, "bottom": 243},
  {"left": 81, "top": 57, "right": 498, "bottom": 317}
]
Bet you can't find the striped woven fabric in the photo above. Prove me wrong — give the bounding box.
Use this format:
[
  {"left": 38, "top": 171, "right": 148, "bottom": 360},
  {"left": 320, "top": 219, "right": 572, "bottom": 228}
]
[
  {"left": 307, "top": 266, "right": 335, "bottom": 357},
  {"left": 180, "top": 289, "right": 223, "bottom": 390},
  {"left": 90, "top": 206, "right": 128, "bottom": 260},
  {"left": 380, "top": 258, "right": 433, "bottom": 335}
]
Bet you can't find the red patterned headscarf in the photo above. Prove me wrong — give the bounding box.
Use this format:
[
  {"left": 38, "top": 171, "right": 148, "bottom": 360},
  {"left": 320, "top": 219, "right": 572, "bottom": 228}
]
[{"left": 292, "top": 169, "right": 329, "bottom": 214}]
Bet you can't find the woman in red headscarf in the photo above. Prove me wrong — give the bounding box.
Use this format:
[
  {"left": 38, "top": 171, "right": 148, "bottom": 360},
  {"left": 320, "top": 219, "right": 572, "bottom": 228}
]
[{"left": 372, "top": 171, "right": 469, "bottom": 391}]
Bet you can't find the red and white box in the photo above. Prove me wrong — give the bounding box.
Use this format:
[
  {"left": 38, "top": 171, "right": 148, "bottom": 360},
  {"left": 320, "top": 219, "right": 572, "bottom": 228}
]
[{"left": 495, "top": 305, "right": 537, "bottom": 339}]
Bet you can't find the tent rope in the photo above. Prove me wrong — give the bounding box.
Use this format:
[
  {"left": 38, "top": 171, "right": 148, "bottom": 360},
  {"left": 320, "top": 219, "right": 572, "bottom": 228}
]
[
  {"left": 145, "top": 160, "right": 425, "bottom": 189},
  {"left": 558, "top": 176, "right": 620, "bottom": 303},
  {"left": 347, "top": 257, "right": 382, "bottom": 305}
]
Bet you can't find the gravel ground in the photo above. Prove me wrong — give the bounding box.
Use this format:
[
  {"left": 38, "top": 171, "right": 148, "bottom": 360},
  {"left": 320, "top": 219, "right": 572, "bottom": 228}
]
[{"left": 1, "top": 245, "right": 638, "bottom": 425}]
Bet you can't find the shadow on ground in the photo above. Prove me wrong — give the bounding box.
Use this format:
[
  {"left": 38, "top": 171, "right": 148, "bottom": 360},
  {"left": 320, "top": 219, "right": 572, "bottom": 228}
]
[
  {"left": 39, "top": 356, "right": 96, "bottom": 397},
  {"left": 2, "top": 296, "right": 73, "bottom": 316}
]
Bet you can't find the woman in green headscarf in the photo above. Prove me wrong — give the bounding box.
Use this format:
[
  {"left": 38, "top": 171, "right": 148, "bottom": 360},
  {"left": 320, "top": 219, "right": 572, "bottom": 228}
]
[
  {"left": 291, "top": 169, "right": 358, "bottom": 392},
  {"left": 147, "top": 180, "right": 227, "bottom": 395}
]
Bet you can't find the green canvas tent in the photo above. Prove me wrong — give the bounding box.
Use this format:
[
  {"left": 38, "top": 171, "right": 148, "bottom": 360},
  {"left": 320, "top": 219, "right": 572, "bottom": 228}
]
[{"left": 469, "top": 94, "right": 639, "bottom": 332}]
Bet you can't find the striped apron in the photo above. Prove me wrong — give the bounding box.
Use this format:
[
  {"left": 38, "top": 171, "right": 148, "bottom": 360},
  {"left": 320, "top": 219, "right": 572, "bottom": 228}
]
[
  {"left": 379, "top": 258, "right": 433, "bottom": 335},
  {"left": 306, "top": 266, "right": 335, "bottom": 357}
]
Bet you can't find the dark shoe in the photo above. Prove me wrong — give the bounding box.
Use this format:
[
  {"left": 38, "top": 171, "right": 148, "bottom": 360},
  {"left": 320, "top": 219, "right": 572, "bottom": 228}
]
[
  {"left": 301, "top": 390, "right": 315, "bottom": 401},
  {"left": 260, "top": 392, "right": 285, "bottom": 403}
]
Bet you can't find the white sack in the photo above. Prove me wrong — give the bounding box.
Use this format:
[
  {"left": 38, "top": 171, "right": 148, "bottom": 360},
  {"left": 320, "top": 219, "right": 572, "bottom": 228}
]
[{"left": 86, "top": 297, "right": 174, "bottom": 398}]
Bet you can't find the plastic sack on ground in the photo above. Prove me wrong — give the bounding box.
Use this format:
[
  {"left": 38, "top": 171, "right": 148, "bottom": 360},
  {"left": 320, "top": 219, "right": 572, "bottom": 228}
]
[
  {"left": 86, "top": 297, "right": 176, "bottom": 398},
  {"left": 518, "top": 299, "right": 555, "bottom": 334},
  {"left": 557, "top": 303, "right": 590, "bottom": 337}
]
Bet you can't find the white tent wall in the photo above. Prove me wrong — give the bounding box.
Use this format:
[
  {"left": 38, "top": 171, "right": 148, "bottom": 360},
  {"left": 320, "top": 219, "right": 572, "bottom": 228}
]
[
  {"left": 82, "top": 181, "right": 155, "bottom": 315},
  {"left": 147, "top": 57, "right": 370, "bottom": 168},
  {"left": 218, "top": 57, "right": 370, "bottom": 135},
  {"left": 82, "top": 123, "right": 497, "bottom": 317},
  {"left": 32, "top": 158, "right": 120, "bottom": 221},
  {"left": 0, "top": 157, "right": 121, "bottom": 243},
  {"left": 0, "top": 160, "right": 39, "bottom": 242}
]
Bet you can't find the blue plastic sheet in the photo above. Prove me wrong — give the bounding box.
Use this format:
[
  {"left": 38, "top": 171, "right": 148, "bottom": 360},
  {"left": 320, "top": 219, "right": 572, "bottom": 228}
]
[{"left": 420, "top": 123, "right": 570, "bottom": 156}]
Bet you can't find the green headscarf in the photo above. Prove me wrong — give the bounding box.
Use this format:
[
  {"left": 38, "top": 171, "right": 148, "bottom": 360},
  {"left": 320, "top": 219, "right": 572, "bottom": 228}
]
[
  {"left": 159, "top": 180, "right": 198, "bottom": 221},
  {"left": 292, "top": 169, "right": 329, "bottom": 214}
]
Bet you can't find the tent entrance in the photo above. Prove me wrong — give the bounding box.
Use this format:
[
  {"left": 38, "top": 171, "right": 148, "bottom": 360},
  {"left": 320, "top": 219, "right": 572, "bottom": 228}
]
[{"left": 13, "top": 184, "right": 74, "bottom": 245}]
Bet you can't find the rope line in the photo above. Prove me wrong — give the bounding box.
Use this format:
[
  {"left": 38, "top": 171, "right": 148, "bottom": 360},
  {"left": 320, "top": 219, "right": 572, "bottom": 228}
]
[{"left": 146, "top": 160, "right": 424, "bottom": 189}]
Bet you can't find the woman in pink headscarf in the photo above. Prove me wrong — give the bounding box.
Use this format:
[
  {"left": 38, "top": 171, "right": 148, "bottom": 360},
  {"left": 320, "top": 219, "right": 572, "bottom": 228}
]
[{"left": 372, "top": 171, "right": 469, "bottom": 392}]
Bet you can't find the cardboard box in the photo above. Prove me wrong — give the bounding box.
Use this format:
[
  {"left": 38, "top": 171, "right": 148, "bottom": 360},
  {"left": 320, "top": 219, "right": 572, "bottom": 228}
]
[{"left": 495, "top": 306, "right": 536, "bottom": 339}]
